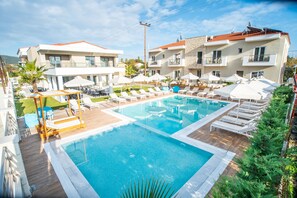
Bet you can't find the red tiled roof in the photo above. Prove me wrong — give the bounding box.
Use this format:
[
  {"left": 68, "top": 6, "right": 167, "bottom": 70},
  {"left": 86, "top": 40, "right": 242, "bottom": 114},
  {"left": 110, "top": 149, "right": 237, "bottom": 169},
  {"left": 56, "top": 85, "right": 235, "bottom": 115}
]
[
  {"left": 51, "top": 40, "right": 107, "bottom": 49},
  {"left": 209, "top": 31, "right": 290, "bottom": 43},
  {"left": 155, "top": 40, "right": 185, "bottom": 49}
]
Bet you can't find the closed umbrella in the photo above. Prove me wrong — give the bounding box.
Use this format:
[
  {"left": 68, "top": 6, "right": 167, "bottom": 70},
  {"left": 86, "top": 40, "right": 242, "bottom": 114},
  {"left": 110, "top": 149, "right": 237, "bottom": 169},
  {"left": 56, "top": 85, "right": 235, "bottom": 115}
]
[
  {"left": 64, "top": 76, "right": 94, "bottom": 88},
  {"left": 200, "top": 72, "right": 220, "bottom": 82},
  {"left": 214, "top": 83, "right": 263, "bottom": 100},
  {"left": 225, "top": 74, "right": 247, "bottom": 83}
]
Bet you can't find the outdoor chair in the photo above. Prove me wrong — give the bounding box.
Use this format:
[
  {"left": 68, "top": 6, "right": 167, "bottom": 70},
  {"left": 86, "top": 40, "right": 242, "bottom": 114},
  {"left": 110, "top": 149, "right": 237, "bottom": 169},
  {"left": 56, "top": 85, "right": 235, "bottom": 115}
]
[
  {"left": 82, "top": 97, "right": 100, "bottom": 109},
  {"left": 154, "top": 87, "right": 170, "bottom": 95},
  {"left": 210, "top": 120, "right": 257, "bottom": 137},
  {"left": 178, "top": 86, "right": 190, "bottom": 94},
  {"left": 197, "top": 88, "right": 210, "bottom": 97},
  {"left": 206, "top": 91, "right": 217, "bottom": 98},
  {"left": 186, "top": 87, "right": 199, "bottom": 95},
  {"left": 148, "top": 88, "right": 163, "bottom": 96},
  {"left": 120, "top": 92, "right": 138, "bottom": 101},
  {"left": 69, "top": 99, "right": 87, "bottom": 114},
  {"left": 220, "top": 115, "right": 256, "bottom": 126},
  {"left": 109, "top": 93, "right": 127, "bottom": 103},
  {"left": 139, "top": 89, "right": 154, "bottom": 97},
  {"left": 228, "top": 110, "right": 260, "bottom": 120},
  {"left": 131, "top": 90, "right": 146, "bottom": 99},
  {"left": 234, "top": 107, "right": 261, "bottom": 114}
]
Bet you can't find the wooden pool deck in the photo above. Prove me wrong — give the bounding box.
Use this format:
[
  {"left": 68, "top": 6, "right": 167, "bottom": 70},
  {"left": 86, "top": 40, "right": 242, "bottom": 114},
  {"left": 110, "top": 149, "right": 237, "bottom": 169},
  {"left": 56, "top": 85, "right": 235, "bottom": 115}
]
[{"left": 18, "top": 95, "right": 250, "bottom": 197}]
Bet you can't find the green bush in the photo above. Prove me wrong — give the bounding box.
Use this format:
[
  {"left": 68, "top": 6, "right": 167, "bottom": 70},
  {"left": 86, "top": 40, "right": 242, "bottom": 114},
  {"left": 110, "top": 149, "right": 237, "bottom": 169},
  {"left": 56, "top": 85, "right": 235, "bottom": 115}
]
[{"left": 213, "top": 86, "right": 295, "bottom": 197}]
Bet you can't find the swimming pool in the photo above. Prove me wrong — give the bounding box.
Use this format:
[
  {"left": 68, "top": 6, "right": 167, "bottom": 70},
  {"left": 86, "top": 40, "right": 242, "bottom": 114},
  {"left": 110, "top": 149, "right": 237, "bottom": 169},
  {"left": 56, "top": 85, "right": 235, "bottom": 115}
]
[
  {"left": 62, "top": 124, "right": 213, "bottom": 198},
  {"left": 113, "top": 95, "right": 228, "bottom": 134}
]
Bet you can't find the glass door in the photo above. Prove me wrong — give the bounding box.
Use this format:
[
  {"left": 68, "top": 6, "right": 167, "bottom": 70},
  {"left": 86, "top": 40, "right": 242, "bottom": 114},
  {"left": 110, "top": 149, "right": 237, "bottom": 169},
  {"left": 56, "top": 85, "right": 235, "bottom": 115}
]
[{"left": 254, "top": 47, "right": 265, "bottom": 61}]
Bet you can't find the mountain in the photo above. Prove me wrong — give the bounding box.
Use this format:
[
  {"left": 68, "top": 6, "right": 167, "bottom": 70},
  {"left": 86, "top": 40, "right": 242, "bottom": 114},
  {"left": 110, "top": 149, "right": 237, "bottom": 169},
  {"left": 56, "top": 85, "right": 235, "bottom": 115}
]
[{"left": 0, "top": 55, "right": 19, "bottom": 64}]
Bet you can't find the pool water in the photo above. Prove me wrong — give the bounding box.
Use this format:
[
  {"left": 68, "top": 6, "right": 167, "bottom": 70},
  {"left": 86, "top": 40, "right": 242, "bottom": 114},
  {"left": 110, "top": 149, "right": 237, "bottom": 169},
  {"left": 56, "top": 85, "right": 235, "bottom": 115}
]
[
  {"left": 63, "top": 124, "right": 213, "bottom": 198},
  {"left": 114, "top": 95, "right": 228, "bottom": 134}
]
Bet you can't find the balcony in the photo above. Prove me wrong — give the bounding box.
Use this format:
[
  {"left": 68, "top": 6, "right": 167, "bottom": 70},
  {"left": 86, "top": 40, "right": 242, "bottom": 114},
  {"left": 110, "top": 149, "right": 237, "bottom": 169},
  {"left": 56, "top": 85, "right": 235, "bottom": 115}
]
[
  {"left": 203, "top": 56, "right": 228, "bottom": 66},
  {"left": 148, "top": 60, "right": 162, "bottom": 67},
  {"left": 242, "top": 54, "right": 277, "bottom": 66},
  {"left": 42, "top": 61, "right": 115, "bottom": 68},
  {"left": 168, "top": 58, "right": 185, "bottom": 67}
]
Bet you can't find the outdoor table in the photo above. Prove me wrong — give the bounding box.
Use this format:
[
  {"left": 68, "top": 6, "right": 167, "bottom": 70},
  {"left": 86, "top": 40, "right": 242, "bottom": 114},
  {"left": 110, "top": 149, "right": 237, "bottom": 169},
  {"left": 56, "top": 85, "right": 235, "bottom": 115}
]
[{"left": 37, "top": 106, "right": 53, "bottom": 120}]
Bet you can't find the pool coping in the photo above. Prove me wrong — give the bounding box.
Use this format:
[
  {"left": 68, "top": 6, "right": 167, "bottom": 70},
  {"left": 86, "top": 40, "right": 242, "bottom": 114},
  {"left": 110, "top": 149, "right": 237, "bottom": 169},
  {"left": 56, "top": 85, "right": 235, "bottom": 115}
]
[{"left": 45, "top": 94, "right": 238, "bottom": 198}]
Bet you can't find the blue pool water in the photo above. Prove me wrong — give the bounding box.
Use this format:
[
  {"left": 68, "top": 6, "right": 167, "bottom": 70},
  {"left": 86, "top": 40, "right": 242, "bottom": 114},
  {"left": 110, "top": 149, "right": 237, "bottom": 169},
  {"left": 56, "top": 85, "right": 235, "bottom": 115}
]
[
  {"left": 63, "top": 124, "right": 213, "bottom": 198},
  {"left": 114, "top": 95, "right": 228, "bottom": 134}
]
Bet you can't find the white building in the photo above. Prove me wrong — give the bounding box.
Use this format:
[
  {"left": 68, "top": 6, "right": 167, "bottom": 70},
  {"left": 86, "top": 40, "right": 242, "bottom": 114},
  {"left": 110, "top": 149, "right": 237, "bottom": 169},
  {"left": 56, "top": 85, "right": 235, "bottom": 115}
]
[{"left": 17, "top": 41, "right": 124, "bottom": 90}]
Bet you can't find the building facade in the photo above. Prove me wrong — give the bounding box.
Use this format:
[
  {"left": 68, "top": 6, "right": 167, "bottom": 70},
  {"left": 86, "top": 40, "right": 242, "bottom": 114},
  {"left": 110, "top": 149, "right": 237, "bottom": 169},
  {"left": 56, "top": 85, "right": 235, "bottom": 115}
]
[
  {"left": 148, "top": 26, "right": 290, "bottom": 83},
  {"left": 17, "top": 41, "right": 124, "bottom": 90}
]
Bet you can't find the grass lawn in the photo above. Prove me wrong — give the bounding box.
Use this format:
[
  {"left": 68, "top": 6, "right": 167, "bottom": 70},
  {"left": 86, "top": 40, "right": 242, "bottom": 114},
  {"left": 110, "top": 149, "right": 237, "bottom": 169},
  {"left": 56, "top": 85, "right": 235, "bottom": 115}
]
[
  {"left": 15, "top": 85, "right": 152, "bottom": 117},
  {"left": 15, "top": 97, "right": 67, "bottom": 117}
]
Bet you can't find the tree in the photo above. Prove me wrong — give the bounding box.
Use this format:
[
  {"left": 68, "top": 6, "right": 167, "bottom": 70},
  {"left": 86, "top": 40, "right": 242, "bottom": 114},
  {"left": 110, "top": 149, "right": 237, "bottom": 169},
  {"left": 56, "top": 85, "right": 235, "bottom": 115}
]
[
  {"left": 286, "top": 56, "right": 297, "bottom": 67},
  {"left": 125, "top": 64, "right": 136, "bottom": 78},
  {"left": 18, "top": 59, "right": 47, "bottom": 93}
]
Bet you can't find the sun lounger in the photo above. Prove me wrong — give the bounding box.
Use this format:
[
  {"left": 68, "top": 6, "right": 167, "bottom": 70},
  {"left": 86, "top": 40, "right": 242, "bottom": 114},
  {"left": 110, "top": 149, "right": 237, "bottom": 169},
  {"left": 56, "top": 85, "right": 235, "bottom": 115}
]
[
  {"left": 69, "top": 99, "right": 87, "bottom": 114},
  {"left": 155, "top": 87, "right": 170, "bottom": 95},
  {"left": 110, "top": 93, "right": 127, "bottom": 103},
  {"left": 148, "top": 88, "right": 163, "bottom": 96},
  {"left": 210, "top": 120, "right": 257, "bottom": 137},
  {"left": 206, "top": 91, "right": 217, "bottom": 98},
  {"left": 220, "top": 115, "right": 256, "bottom": 126},
  {"left": 178, "top": 86, "right": 190, "bottom": 94},
  {"left": 197, "top": 88, "right": 210, "bottom": 97},
  {"left": 240, "top": 104, "right": 266, "bottom": 110},
  {"left": 46, "top": 116, "right": 85, "bottom": 133},
  {"left": 228, "top": 110, "right": 260, "bottom": 120},
  {"left": 82, "top": 97, "right": 100, "bottom": 109},
  {"left": 234, "top": 107, "right": 261, "bottom": 114},
  {"left": 121, "top": 92, "right": 138, "bottom": 101},
  {"left": 130, "top": 90, "right": 146, "bottom": 99},
  {"left": 186, "top": 87, "right": 199, "bottom": 95},
  {"left": 242, "top": 101, "right": 268, "bottom": 107},
  {"left": 139, "top": 89, "right": 154, "bottom": 97}
]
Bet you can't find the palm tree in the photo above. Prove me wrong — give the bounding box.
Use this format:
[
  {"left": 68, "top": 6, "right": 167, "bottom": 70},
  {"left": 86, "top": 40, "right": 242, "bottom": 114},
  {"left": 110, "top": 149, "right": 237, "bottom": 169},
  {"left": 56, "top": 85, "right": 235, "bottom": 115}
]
[{"left": 18, "top": 59, "right": 48, "bottom": 93}]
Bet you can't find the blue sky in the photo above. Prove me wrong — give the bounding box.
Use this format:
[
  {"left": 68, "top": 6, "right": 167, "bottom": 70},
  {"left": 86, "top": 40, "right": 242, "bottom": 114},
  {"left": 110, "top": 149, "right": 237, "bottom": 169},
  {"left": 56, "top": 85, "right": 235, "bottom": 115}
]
[{"left": 0, "top": 0, "right": 296, "bottom": 59}]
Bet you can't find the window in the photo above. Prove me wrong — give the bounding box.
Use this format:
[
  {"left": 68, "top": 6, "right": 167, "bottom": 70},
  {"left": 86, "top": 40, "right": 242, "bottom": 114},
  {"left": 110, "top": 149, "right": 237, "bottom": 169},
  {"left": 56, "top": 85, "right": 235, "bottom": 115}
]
[
  {"left": 162, "top": 54, "right": 165, "bottom": 59},
  {"left": 152, "top": 70, "right": 156, "bottom": 75},
  {"left": 157, "top": 70, "right": 161, "bottom": 74},
  {"left": 49, "top": 56, "right": 61, "bottom": 67},
  {"left": 151, "top": 56, "right": 156, "bottom": 61},
  {"left": 212, "top": 70, "right": 221, "bottom": 77},
  {"left": 197, "top": 52, "right": 203, "bottom": 64},
  {"left": 238, "top": 48, "right": 242, "bottom": 53},
  {"left": 251, "top": 71, "right": 264, "bottom": 78},
  {"left": 254, "top": 47, "right": 265, "bottom": 61},
  {"left": 174, "top": 70, "right": 181, "bottom": 80},
  {"left": 85, "top": 56, "right": 95, "bottom": 66},
  {"left": 174, "top": 53, "right": 181, "bottom": 64},
  {"left": 87, "top": 76, "right": 91, "bottom": 80},
  {"left": 197, "top": 69, "right": 201, "bottom": 77},
  {"left": 100, "top": 57, "right": 114, "bottom": 67},
  {"left": 236, "top": 71, "right": 244, "bottom": 77},
  {"left": 212, "top": 50, "right": 222, "bottom": 64}
]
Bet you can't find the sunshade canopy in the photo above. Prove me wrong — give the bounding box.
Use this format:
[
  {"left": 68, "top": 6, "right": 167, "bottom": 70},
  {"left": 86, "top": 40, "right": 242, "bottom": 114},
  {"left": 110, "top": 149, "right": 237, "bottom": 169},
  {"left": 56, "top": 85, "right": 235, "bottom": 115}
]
[
  {"left": 64, "top": 76, "right": 94, "bottom": 88},
  {"left": 225, "top": 74, "right": 247, "bottom": 83},
  {"left": 132, "top": 74, "right": 150, "bottom": 82},
  {"left": 181, "top": 73, "right": 199, "bottom": 80},
  {"left": 200, "top": 72, "right": 220, "bottom": 81},
  {"left": 112, "top": 76, "right": 132, "bottom": 84},
  {"left": 214, "top": 83, "right": 263, "bottom": 100},
  {"left": 149, "top": 73, "right": 166, "bottom": 81}
]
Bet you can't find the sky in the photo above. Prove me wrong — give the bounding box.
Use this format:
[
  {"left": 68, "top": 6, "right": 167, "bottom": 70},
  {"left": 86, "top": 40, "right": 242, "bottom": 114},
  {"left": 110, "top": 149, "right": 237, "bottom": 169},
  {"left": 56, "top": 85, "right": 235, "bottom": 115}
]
[{"left": 0, "top": 0, "right": 297, "bottom": 59}]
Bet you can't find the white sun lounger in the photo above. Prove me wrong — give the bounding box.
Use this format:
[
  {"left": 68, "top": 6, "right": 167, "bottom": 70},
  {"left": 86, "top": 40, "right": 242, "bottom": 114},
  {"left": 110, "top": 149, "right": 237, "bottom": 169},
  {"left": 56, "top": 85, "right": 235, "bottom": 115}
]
[
  {"left": 242, "top": 101, "right": 268, "bottom": 106},
  {"left": 82, "top": 97, "right": 100, "bottom": 109},
  {"left": 139, "top": 89, "right": 154, "bottom": 97},
  {"left": 197, "top": 88, "right": 210, "bottom": 97},
  {"left": 121, "top": 92, "right": 138, "bottom": 101},
  {"left": 206, "top": 91, "right": 217, "bottom": 98},
  {"left": 155, "top": 87, "right": 170, "bottom": 95},
  {"left": 110, "top": 93, "right": 127, "bottom": 103},
  {"left": 220, "top": 115, "right": 256, "bottom": 126},
  {"left": 69, "top": 99, "right": 87, "bottom": 114},
  {"left": 234, "top": 107, "right": 261, "bottom": 114},
  {"left": 228, "top": 110, "right": 260, "bottom": 120},
  {"left": 130, "top": 90, "right": 146, "bottom": 99},
  {"left": 186, "top": 87, "right": 199, "bottom": 95},
  {"left": 178, "top": 86, "right": 190, "bottom": 94},
  {"left": 210, "top": 120, "right": 257, "bottom": 137},
  {"left": 148, "top": 88, "right": 163, "bottom": 96},
  {"left": 240, "top": 104, "right": 266, "bottom": 110}
]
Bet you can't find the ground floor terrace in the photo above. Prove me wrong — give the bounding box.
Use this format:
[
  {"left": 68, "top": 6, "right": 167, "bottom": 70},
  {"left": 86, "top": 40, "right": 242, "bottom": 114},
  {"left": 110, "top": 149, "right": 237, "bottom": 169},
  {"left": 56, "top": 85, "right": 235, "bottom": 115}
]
[{"left": 18, "top": 93, "right": 250, "bottom": 197}]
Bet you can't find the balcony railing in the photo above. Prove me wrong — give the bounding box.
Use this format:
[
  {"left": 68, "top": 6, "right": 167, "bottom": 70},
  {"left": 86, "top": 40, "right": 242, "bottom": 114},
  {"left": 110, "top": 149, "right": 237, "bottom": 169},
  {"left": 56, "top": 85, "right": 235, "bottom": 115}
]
[
  {"left": 148, "top": 60, "right": 161, "bottom": 67},
  {"left": 242, "top": 54, "right": 277, "bottom": 66},
  {"left": 204, "top": 56, "right": 228, "bottom": 66},
  {"left": 168, "top": 58, "right": 185, "bottom": 67},
  {"left": 42, "top": 61, "right": 115, "bottom": 68}
]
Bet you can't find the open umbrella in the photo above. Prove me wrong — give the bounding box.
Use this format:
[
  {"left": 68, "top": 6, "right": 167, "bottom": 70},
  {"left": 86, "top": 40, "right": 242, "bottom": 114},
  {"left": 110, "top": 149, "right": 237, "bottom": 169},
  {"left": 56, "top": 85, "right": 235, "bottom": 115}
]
[
  {"left": 132, "top": 74, "right": 150, "bottom": 88},
  {"left": 214, "top": 83, "right": 263, "bottom": 100},
  {"left": 200, "top": 72, "right": 220, "bottom": 82},
  {"left": 181, "top": 73, "right": 199, "bottom": 80},
  {"left": 149, "top": 73, "right": 166, "bottom": 81},
  {"left": 257, "top": 76, "right": 280, "bottom": 87},
  {"left": 248, "top": 79, "right": 274, "bottom": 96},
  {"left": 112, "top": 76, "right": 132, "bottom": 91},
  {"left": 225, "top": 74, "right": 247, "bottom": 83},
  {"left": 64, "top": 76, "right": 94, "bottom": 88}
]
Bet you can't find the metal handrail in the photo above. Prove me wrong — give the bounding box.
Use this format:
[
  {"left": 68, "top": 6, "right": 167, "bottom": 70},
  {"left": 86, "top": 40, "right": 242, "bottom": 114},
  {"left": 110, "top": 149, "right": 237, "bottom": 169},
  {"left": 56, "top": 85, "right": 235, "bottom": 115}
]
[
  {"left": 40, "top": 61, "right": 115, "bottom": 68},
  {"left": 247, "top": 54, "right": 271, "bottom": 62},
  {"left": 5, "top": 112, "right": 18, "bottom": 136},
  {"left": 168, "top": 59, "right": 181, "bottom": 65},
  {"left": 205, "top": 57, "right": 222, "bottom": 64}
]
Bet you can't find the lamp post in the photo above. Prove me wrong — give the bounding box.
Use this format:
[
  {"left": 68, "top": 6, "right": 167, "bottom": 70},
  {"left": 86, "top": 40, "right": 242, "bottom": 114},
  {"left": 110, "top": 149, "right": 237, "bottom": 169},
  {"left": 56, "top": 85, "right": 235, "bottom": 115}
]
[{"left": 139, "top": 21, "right": 150, "bottom": 76}]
